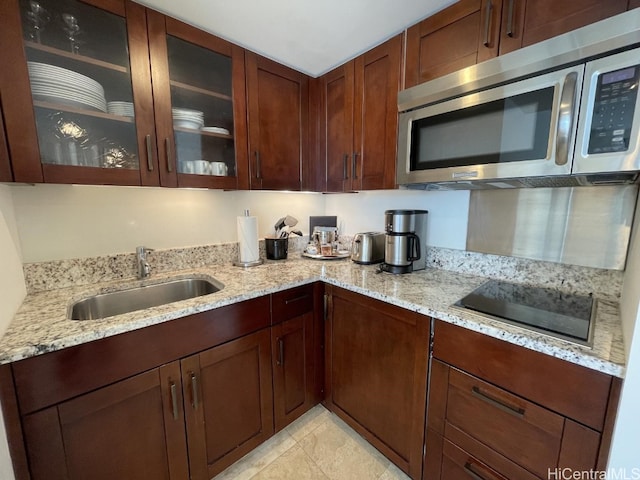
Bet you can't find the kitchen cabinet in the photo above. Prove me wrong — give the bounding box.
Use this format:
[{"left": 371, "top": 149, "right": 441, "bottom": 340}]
[
  {"left": 424, "top": 320, "right": 621, "bottom": 480},
  {"left": 405, "top": 0, "right": 627, "bottom": 87},
  {"left": 1, "top": 0, "right": 159, "bottom": 186},
  {"left": 324, "top": 285, "right": 429, "bottom": 479},
  {"left": 0, "top": 0, "right": 247, "bottom": 189},
  {"left": 271, "top": 284, "right": 319, "bottom": 431},
  {"left": 405, "top": 0, "right": 496, "bottom": 87},
  {"left": 21, "top": 363, "right": 189, "bottom": 480},
  {"left": 246, "top": 52, "right": 309, "bottom": 190},
  {"left": 182, "top": 328, "right": 274, "bottom": 479},
  {"left": 322, "top": 35, "right": 401, "bottom": 191},
  {"left": 498, "top": 0, "right": 628, "bottom": 56},
  {"left": 147, "top": 10, "right": 248, "bottom": 189},
  {"left": 7, "top": 295, "right": 273, "bottom": 480}
]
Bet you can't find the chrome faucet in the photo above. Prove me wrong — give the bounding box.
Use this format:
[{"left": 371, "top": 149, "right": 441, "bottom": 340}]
[{"left": 136, "top": 246, "right": 154, "bottom": 279}]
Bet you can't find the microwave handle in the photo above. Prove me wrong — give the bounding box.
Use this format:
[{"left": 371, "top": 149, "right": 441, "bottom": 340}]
[{"left": 555, "top": 71, "right": 578, "bottom": 166}]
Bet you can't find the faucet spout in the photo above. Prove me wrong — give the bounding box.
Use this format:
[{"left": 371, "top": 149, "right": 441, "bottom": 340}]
[{"left": 136, "top": 246, "right": 154, "bottom": 279}]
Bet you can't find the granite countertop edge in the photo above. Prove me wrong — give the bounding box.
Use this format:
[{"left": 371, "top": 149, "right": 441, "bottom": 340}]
[{"left": 0, "top": 258, "right": 626, "bottom": 378}]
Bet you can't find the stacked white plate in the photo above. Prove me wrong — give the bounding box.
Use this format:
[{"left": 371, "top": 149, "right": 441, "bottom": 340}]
[
  {"left": 27, "top": 62, "right": 107, "bottom": 113},
  {"left": 107, "top": 101, "right": 135, "bottom": 117},
  {"left": 172, "top": 108, "right": 204, "bottom": 130},
  {"left": 201, "top": 126, "right": 230, "bottom": 135}
]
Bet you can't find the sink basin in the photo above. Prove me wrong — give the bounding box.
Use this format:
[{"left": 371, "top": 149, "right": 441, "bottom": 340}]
[{"left": 69, "top": 277, "right": 223, "bottom": 320}]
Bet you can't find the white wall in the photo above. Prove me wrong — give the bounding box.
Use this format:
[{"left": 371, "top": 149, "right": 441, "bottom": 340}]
[
  {"left": 324, "top": 189, "right": 470, "bottom": 249},
  {"left": 11, "top": 185, "right": 470, "bottom": 262},
  {"left": 608, "top": 305, "right": 640, "bottom": 471},
  {"left": 0, "top": 184, "right": 25, "bottom": 480},
  {"left": 11, "top": 185, "right": 326, "bottom": 262},
  {"left": 608, "top": 194, "right": 640, "bottom": 470}
]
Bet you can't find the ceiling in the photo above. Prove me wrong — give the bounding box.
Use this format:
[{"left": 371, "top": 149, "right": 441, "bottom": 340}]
[{"left": 136, "top": 0, "right": 456, "bottom": 77}]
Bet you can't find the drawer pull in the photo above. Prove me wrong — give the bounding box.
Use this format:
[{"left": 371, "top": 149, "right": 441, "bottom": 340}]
[
  {"left": 284, "top": 294, "right": 309, "bottom": 305},
  {"left": 145, "top": 134, "right": 154, "bottom": 171},
  {"left": 169, "top": 381, "right": 179, "bottom": 420},
  {"left": 190, "top": 372, "right": 199, "bottom": 409},
  {"left": 464, "top": 461, "right": 497, "bottom": 480},
  {"left": 277, "top": 337, "right": 284, "bottom": 366},
  {"left": 165, "top": 137, "right": 173, "bottom": 173},
  {"left": 471, "top": 386, "right": 525, "bottom": 418}
]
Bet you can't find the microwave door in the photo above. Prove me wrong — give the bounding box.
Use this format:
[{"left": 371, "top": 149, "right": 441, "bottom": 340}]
[
  {"left": 573, "top": 47, "right": 640, "bottom": 175},
  {"left": 397, "top": 65, "right": 583, "bottom": 185}
]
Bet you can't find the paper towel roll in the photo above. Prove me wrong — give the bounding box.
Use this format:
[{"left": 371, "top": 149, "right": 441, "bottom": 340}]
[{"left": 237, "top": 215, "right": 259, "bottom": 263}]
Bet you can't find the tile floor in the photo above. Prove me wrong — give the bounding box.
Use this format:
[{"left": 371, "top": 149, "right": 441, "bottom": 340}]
[{"left": 213, "top": 405, "right": 411, "bottom": 480}]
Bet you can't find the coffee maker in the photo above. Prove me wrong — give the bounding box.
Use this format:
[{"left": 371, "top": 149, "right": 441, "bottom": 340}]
[{"left": 380, "top": 210, "right": 428, "bottom": 274}]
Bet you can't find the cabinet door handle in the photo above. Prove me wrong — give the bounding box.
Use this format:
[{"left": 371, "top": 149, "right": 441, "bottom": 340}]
[
  {"left": 169, "top": 381, "right": 179, "bottom": 420},
  {"left": 464, "top": 461, "right": 498, "bottom": 480},
  {"left": 483, "top": 0, "right": 493, "bottom": 47},
  {"left": 285, "top": 294, "right": 309, "bottom": 305},
  {"left": 255, "top": 151, "right": 262, "bottom": 179},
  {"left": 506, "top": 0, "right": 515, "bottom": 37},
  {"left": 352, "top": 152, "right": 358, "bottom": 180},
  {"left": 555, "top": 71, "right": 579, "bottom": 166},
  {"left": 471, "top": 386, "right": 525, "bottom": 418},
  {"left": 190, "top": 372, "right": 199, "bottom": 409},
  {"left": 276, "top": 337, "right": 284, "bottom": 366},
  {"left": 343, "top": 154, "right": 349, "bottom": 180},
  {"left": 165, "top": 137, "right": 173, "bottom": 173},
  {"left": 145, "top": 134, "right": 154, "bottom": 171}
]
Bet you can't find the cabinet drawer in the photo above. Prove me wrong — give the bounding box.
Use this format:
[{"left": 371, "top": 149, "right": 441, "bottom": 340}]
[
  {"left": 272, "top": 284, "right": 314, "bottom": 324},
  {"left": 446, "top": 367, "right": 564, "bottom": 478},
  {"left": 442, "top": 439, "right": 514, "bottom": 480},
  {"left": 433, "top": 320, "right": 611, "bottom": 431}
]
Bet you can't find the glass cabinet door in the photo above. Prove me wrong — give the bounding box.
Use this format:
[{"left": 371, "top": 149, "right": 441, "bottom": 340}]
[
  {"left": 149, "top": 13, "right": 247, "bottom": 189},
  {"left": 14, "top": 0, "right": 157, "bottom": 185}
]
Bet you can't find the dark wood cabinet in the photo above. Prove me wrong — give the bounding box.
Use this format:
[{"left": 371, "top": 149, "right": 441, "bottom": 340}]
[
  {"left": 7, "top": 295, "right": 274, "bottom": 480},
  {"left": 322, "top": 35, "right": 401, "bottom": 191},
  {"left": 324, "top": 285, "right": 429, "bottom": 479},
  {"left": 271, "top": 284, "right": 319, "bottom": 431},
  {"left": 405, "top": 0, "right": 628, "bottom": 87},
  {"left": 246, "top": 52, "right": 309, "bottom": 190},
  {"left": 147, "top": 11, "right": 248, "bottom": 190},
  {"left": 499, "top": 0, "right": 627, "bottom": 56},
  {"left": 182, "top": 328, "right": 274, "bottom": 479},
  {"left": 0, "top": 0, "right": 249, "bottom": 189},
  {"left": 405, "top": 0, "right": 493, "bottom": 87},
  {"left": 425, "top": 320, "right": 621, "bottom": 480},
  {"left": 21, "top": 363, "right": 189, "bottom": 480},
  {"left": 0, "top": 0, "right": 160, "bottom": 186}
]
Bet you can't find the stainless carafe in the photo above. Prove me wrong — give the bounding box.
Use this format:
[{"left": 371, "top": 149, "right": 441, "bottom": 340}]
[{"left": 380, "top": 210, "right": 428, "bottom": 274}]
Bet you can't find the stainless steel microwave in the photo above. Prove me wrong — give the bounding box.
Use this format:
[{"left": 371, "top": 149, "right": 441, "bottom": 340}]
[{"left": 397, "top": 12, "right": 640, "bottom": 189}]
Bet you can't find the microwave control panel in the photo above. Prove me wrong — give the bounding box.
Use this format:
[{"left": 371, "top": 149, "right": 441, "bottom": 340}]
[{"left": 588, "top": 65, "right": 640, "bottom": 154}]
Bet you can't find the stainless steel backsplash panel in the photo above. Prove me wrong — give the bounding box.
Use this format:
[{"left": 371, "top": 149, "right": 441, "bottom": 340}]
[{"left": 467, "top": 185, "right": 638, "bottom": 270}]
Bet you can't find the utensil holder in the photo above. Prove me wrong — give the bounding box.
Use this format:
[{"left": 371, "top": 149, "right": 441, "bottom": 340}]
[{"left": 266, "top": 238, "right": 288, "bottom": 260}]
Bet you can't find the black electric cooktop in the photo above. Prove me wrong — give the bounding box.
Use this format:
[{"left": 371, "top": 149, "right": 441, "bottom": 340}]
[{"left": 455, "top": 279, "right": 595, "bottom": 346}]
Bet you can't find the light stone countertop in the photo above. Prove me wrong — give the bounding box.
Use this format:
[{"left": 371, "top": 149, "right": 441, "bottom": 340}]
[{"left": 0, "top": 258, "right": 626, "bottom": 377}]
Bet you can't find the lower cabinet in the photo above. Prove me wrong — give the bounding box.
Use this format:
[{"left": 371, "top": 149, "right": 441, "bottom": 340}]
[
  {"left": 182, "top": 328, "right": 274, "bottom": 479},
  {"left": 271, "top": 284, "right": 319, "bottom": 431},
  {"left": 425, "top": 320, "right": 621, "bottom": 480},
  {"left": 324, "top": 285, "right": 429, "bottom": 479},
  {"left": 22, "top": 363, "right": 189, "bottom": 480},
  {"left": 5, "top": 287, "right": 322, "bottom": 480}
]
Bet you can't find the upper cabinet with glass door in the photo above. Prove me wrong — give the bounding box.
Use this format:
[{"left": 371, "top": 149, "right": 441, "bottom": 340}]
[
  {"left": 1, "top": 0, "right": 159, "bottom": 186},
  {"left": 147, "top": 12, "right": 248, "bottom": 189}
]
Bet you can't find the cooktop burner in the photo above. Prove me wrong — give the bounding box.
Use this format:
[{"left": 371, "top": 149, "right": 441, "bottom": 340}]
[{"left": 455, "top": 279, "right": 595, "bottom": 347}]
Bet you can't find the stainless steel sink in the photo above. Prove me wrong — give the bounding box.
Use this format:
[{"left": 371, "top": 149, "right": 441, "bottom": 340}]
[{"left": 69, "top": 277, "right": 223, "bottom": 320}]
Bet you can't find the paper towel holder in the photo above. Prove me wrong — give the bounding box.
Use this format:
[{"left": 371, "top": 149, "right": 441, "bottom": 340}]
[{"left": 233, "top": 209, "right": 264, "bottom": 268}]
